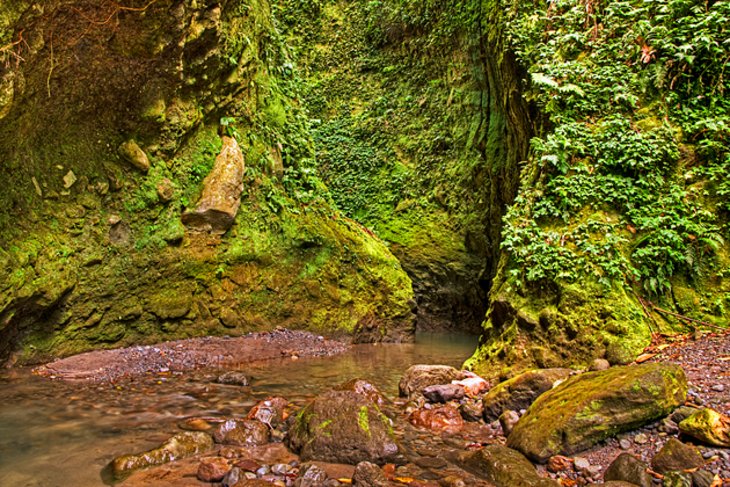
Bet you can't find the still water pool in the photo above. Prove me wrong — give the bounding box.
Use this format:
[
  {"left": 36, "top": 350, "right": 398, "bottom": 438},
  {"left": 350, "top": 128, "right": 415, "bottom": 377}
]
[{"left": 0, "top": 332, "right": 477, "bottom": 486}]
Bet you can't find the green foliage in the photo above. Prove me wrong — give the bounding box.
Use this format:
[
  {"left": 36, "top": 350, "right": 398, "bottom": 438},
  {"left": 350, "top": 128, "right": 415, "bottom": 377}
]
[{"left": 499, "top": 0, "right": 729, "bottom": 297}]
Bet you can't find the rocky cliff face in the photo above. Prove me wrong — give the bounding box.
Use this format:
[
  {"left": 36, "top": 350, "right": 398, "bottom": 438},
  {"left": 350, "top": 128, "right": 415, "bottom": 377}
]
[{"left": 0, "top": 0, "right": 414, "bottom": 364}]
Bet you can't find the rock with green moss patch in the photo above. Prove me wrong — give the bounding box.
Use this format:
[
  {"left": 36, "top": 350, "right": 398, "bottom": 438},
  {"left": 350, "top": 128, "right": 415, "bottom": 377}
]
[
  {"left": 678, "top": 407, "right": 730, "bottom": 447},
  {"left": 110, "top": 431, "right": 214, "bottom": 479},
  {"left": 458, "top": 445, "right": 560, "bottom": 486},
  {"left": 287, "top": 383, "right": 400, "bottom": 465},
  {"left": 507, "top": 363, "right": 688, "bottom": 462},
  {"left": 118, "top": 140, "right": 150, "bottom": 173},
  {"left": 482, "top": 368, "right": 573, "bottom": 422}
]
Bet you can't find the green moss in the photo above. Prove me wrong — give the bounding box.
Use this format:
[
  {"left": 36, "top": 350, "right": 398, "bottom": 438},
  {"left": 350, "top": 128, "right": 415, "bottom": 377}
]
[{"left": 358, "top": 405, "right": 371, "bottom": 437}]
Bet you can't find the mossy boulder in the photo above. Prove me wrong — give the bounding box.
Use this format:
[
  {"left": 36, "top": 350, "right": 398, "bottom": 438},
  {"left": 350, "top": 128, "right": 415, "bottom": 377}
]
[
  {"left": 287, "top": 384, "right": 400, "bottom": 465},
  {"left": 110, "top": 431, "right": 214, "bottom": 479},
  {"left": 650, "top": 438, "right": 704, "bottom": 474},
  {"left": 458, "top": 445, "right": 560, "bottom": 486},
  {"left": 482, "top": 368, "right": 573, "bottom": 422},
  {"left": 678, "top": 408, "right": 730, "bottom": 447},
  {"left": 506, "top": 363, "right": 688, "bottom": 462}
]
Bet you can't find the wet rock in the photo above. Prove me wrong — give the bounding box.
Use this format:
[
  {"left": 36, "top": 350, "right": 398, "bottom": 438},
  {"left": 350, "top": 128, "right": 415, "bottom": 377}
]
[
  {"left": 111, "top": 431, "right": 214, "bottom": 478},
  {"left": 197, "top": 456, "right": 231, "bottom": 482},
  {"left": 334, "top": 378, "right": 386, "bottom": 405},
  {"left": 235, "top": 459, "right": 262, "bottom": 472},
  {"left": 222, "top": 466, "right": 242, "bottom": 487},
  {"left": 650, "top": 438, "right": 704, "bottom": 474},
  {"left": 507, "top": 363, "right": 688, "bottom": 462},
  {"left": 662, "top": 471, "right": 693, "bottom": 487},
  {"left": 118, "top": 139, "right": 150, "bottom": 172},
  {"left": 409, "top": 404, "right": 464, "bottom": 433},
  {"left": 619, "top": 438, "right": 632, "bottom": 450},
  {"left": 216, "top": 371, "right": 250, "bottom": 386},
  {"left": 399, "top": 365, "right": 461, "bottom": 401},
  {"left": 352, "top": 461, "right": 388, "bottom": 487},
  {"left": 590, "top": 359, "right": 611, "bottom": 371},
  {"left": 294, "top": 463, "right": 329, "bottom": 487},
  {"left": 287, "top": 387, "right": 399, "bottom": 465},
  {"left": 179, "top": 417, "right": 216, "bottom": 431},
  {"left": 247, "top": 397, "right": 289, "bottom": 428},
  {"left": 423, "top": 384, "right": 465, "bottom": 403},
  {"left": 547, "top": 455, "right": 573, "bottom": 473},
  {"left": 452, "top": 372, "right": 490, "bottom": 396},
  {"left": 459, "top": 398, "right": 483, "bottom": 421},
  {"left": 604, "top": 453, "right": 652, "bottom": 487},
  {"left": 213, "top": 419, "right": 271, "bottom": 446},
  {"left": 498, "top": 410, "right": 520, "bottom": 437},
  {"left": 182, "top": 136, "right": 245, "bottom": 234},
  {"left": 678, "top": 408, "right": 730, "bottom": 447},
  {"left": 458, "top": 445, "right": 560, "bottom": 486},
  {"left": 482, "top": 368, "right": 573, "bottom": 422}
]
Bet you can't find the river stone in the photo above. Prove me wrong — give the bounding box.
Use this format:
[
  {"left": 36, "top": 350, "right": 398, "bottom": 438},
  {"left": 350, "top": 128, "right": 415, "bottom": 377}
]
[
  {"left": 247, "top": 397, "right": 289, "bottom": 428},
  {"left": 111, "top": 431, "right": 214, "bottom": 478},
  {"left": 604, "top": 453, "right": 652, "bottom": 487},
  {"left": 287, "top": 387, "right": 400, "bottom": 465},
  {"left": 334, "top": 378, "right": 386, "bottom": 405},
  {"left": 482, "top": 368, "right": 573, "bottom": 422},
  {"left": 182, "top": 136, "right": 245, "bottom": 234},
  {"left": 506, "top": 363, "right": 688, "bottom": 463},
  {"left": 678, "top": 408, "right": 730, "bottom": 447},
  {"left": 499, "top": 410, "right": 520, "bottom": 436},
  {"left": 352, "top": 461, "right": 388, "bottom": 487},
  {"left": 423, "top": 383, "right": 465, "bottom": 403},
  {"left": 409, "top": 404, "right": 464, "bottom": 433},
  {"left": 399, "top": 364, "right": 462, "bottom": 400},
  {"left": 118, "top": 139, "right": 150, "bottom": 172},
  {"left": 458, "top": 445, "right": 560, "bottom": 486},
  {"left": 650, "top": 438, "right": 704, "bottom": 474},
  {"left": 198, "top": 456, "right": 231, "bottom": 482},
  {"left": 213, "top": 419, "right": 271, "bottom": 446},
  {"left": 217, "top": 371, "right": 250, "bottom": 386},
  {"left": 295, "top": 463, "right": 329, "bottom": 487}
]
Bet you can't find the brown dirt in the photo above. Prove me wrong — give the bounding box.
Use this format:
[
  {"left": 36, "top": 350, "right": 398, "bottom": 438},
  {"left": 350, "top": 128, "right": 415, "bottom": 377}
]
[{"left": 33, "top": 329, "right": 349, "bottom": 382}]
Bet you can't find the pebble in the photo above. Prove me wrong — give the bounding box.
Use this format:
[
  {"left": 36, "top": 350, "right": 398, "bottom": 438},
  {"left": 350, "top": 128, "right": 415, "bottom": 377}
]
[
  {"left": 634, "top": 433, "right": 649, "bottom": 444},
  {"left": 619, "top": 438, "right": 632, "bottom": 450},
  {"left": 574, "top": 456, "right": 591, "bottom": 471},
  {"left": 711, "top": 384, "right": 725, "bottom": 392}
]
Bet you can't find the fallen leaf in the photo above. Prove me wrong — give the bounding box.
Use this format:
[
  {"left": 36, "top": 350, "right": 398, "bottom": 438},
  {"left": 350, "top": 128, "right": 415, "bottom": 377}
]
[
  {"left": 636, "top": 353, "right": 657, "bottom": 363},
  {"left": 337, "top": 479, "right": 352, "bottom": 485},
  {"left": 395, "top": 477, "right": 416, "bottom": 484}
]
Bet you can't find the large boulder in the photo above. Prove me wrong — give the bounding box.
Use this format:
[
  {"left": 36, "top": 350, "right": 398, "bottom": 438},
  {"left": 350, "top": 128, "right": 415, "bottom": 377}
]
[
  {"left": 287, "top": 385, "right": 400, "bottom": 465},
  {"left": 482, "top": 368, "right": 573, "bottom": 422},
  {"left": 182, "top": 136, "right": 246, "bottom": 234},
  {"left": 678, "top": 408, "right": 730, "bottom": 447},
  {"left": 458, "top": 445, "right": 560, "bottom": 486},
  {"left": 507, "top": 363, "right": 688, "bottom": 462},
  {"left": 111, "top": 431, "right": 214, "bottom": 479},
  {"left": 399, "top": 365, "right": 462, "bottom": 401}
]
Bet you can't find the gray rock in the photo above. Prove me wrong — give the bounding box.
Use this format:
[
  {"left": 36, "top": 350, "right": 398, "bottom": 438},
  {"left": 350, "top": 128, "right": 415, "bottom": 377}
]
[
  {"left": 295, "top": 463, "right": 328, "bottom": 487},
  {"left": 651, "top": 438, "right": 704, "bottom": 474},
  {"left": 670, "top": 406, "right": 699, "bottom": 424},
  {"left": 118, "top": 139, "right": 150, "bottom": 172},
  {"left": 711, "top": 384, "right": 725, "bottom": 393},
  {"left": 398, "top": 365, "right": 461, "bottom": 401},
  {"left": 619, "top": 438, "right": 632, "bottom": 450},
  {"left": 604, "top": 453, "right": 652, "bottom": 487},
  {"left": 352, "top": 461, "right": 388, "bottom": 487},
  {"left": 423, "top": 383, "right": 465, "bottom": 403},
  {"left": 458, "top": 445, "right": 560, "bottom": 486},
  {"left": 691, "top": 470, "right": 715, "bottom": 487},
  {"left": 482, "top": 368, "right": 573, "bottom": 422},
  {"left": 633, "top": 433, "right": 648, "bottom": 445},
  {"left": 216, "top": 371, "right": 250, "bottom": 386},
  {"left": 182, "top": 136, "right": 246, "bottom": 234}
]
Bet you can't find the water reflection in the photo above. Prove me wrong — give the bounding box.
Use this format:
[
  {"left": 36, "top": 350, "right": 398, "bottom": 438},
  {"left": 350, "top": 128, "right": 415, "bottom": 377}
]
[{"left": 0, "top": 332, "right": 477, "bottom": 486}]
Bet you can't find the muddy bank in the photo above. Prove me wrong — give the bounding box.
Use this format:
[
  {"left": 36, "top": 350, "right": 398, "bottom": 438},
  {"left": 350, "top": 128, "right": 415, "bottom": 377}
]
[{"left": 34, "top": 329, "right": 349, "bottom": 382}]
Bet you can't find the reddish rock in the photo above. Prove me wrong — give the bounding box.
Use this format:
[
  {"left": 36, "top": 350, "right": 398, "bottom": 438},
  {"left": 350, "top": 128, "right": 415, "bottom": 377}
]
[
  {"left": 235, "top": 458, "right": 262, "bottom": 472},
  {"left": 409, "top": 405, "right": 464, "bottom": 433},
  {"left": 335, "top": 378, "right": 386, "bottom": 405},
  {"left": 247, "top": 397, "right": 290, "bottom": 427},
  {"left": 197, "top": 457, "right": 230, "bottom": 482},
  {"left": 547, "top": 455, "right": 573, "bottom": 473}
]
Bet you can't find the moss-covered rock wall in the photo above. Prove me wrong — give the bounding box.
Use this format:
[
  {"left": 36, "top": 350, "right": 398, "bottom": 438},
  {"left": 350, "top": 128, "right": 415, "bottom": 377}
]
[{"left": 0, "top": 0, "right": 414, "bottom": 364}]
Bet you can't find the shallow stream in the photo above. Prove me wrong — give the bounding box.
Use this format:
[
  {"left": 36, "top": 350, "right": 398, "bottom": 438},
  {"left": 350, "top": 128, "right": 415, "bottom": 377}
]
[{"left": 0, "top": 332, "right": 477, "bottom": 486}]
